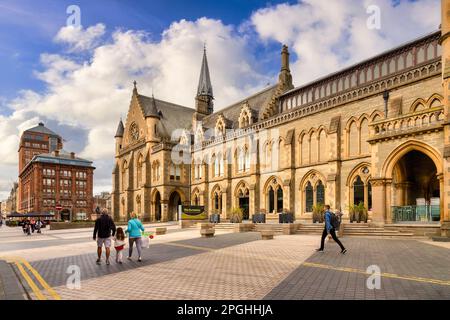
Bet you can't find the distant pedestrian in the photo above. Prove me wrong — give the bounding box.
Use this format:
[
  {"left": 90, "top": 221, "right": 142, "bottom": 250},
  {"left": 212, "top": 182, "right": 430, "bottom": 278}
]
[
  {"left": 93, "top": 208, "right": 116, "bottom": 265},
  {"left": 25, "top": 219, "right": 31, "bottom": 236},
  {"left": 35, "top": 219, "right": 43, "bottom": 234},
  {"left": 30, "top": 218, "right": 36, "bottom": 233},
  {"left": 113, "top": 227, "right": 126, "bottom": 264},
  {"left": 317, "top": 205, "right": 347, "bottom": 254},
  {"left": 0, "top": 219, "right": 3, "bottom": 227},
  {"left": 125, "top": 212, "right": 145, "bottom": 262}
]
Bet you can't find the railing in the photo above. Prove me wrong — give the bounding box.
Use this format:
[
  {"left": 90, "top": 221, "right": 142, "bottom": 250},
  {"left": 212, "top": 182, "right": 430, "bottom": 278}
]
[
  {"left": 392, "top": 205, "right": 440, "bottom": 222},
  {"left": 370, "top": 107, "right": 444, "bottom": 140}
]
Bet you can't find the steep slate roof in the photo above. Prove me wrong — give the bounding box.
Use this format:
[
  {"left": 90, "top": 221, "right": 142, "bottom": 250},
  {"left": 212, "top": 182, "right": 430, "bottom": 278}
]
[
  {"left": 137, "top": 94, "right": 195, "bottom": 139},
  {"left": 25, "top": 122, "right": 60, "bottom": 137},
  {"left": 201, "top": 84, "right": 277, "bottom": 129}
]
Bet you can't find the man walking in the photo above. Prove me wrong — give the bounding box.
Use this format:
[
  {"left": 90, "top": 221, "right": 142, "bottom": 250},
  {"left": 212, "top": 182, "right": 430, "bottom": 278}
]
[
  {"left": 93, "top": 208, "right": 116, "bottom": 265},
  {"left": 317, "top": 205, "right": 347, "bottom": 254}
]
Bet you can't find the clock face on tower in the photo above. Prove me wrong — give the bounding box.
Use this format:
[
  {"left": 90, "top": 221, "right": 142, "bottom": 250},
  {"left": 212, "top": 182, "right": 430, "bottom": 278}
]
[{"left": 129, "top": 122, "right": 139, "bottom": 141}]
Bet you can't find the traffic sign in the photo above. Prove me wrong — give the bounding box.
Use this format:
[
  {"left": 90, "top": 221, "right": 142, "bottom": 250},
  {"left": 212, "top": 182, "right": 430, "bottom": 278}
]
[{"left": 55, "top": 205, "right": 62, "bottom": 210}]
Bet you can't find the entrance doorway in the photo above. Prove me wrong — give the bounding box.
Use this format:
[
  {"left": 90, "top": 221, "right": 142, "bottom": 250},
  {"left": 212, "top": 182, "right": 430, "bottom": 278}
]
[
  {"left": 391, "top": 150, "right": 440, "bottom": 222},
  {"left": 154, "top": 191, "right": 161, "bottom": 221},
  {"left": 60, "top": 209, "right": 71, "bottom": 221},
  {"left": 168, "top": 191, "right": 182, "bottom": 221}
]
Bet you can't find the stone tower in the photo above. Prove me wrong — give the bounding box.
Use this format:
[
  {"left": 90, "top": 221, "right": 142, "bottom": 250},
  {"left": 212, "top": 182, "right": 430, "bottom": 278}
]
[{"left": 193, "top": 47, "right": 214, "bottom": 128}]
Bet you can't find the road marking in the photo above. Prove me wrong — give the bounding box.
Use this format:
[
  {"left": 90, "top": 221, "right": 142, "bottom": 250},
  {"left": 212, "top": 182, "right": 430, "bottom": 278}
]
[
  {"left": 1, "top": 255, "right": 61, "bottom": 300},
  {"left": 162, "top": 242, "right": 215, "bottom": 252},
  {"left": 302, "top": 262, "right": 450, "bottom": 286},
  {"left": 20, "top": 259, "right": 61, "bottom": 300},
  {"left": 14, "top": 261, "right": 47, "bottom": 300}
]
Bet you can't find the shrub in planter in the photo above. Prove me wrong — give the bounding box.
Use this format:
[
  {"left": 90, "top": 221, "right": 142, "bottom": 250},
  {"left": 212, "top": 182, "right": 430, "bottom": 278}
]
[
  {"left": 229, "top": 207, "right": 243, "bottom": 223},
  {"left": 312, "top": 204, "right": 325, "bottom": 223},
  {"left": 355, "top": 202, "right": 368, "bottom": 223}
]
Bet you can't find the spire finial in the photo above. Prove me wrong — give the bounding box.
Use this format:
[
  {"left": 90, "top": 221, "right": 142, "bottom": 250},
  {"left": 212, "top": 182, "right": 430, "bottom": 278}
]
[{"left": 133, "top": 80, "right": 137, "bottom": 92}]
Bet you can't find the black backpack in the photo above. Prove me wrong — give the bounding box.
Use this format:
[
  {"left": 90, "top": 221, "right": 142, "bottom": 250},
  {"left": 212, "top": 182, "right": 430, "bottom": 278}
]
[{"left": 330, "top": 212, "right": 340, "bottom": 229}]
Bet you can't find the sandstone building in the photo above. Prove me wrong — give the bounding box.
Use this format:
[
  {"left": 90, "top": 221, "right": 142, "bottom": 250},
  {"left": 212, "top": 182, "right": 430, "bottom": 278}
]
[{"left": 112, "top": 1, "right": 450, "bottom": 229}]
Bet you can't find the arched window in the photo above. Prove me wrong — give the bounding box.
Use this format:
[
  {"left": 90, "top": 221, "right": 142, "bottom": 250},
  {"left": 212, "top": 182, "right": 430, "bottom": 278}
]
[
  {"left": 349, "top": 121, "right": 358, "bottom": 156},
  {"left": 353, "top": 176, "right": 365, "bottom": 206},
  {"left": 244, "top": 148, "right": 251, "bottom": 172},
  {"left": 316, "top": 181, "right": 325, "bottom": 205},
  {"left": 238, "top": 148, "right": 244, "bottom": 172},
  {"left": 219, "top": 155, "right": 224, "bottom": 176},
  {"left": 305, "top": 182, "right": 313, "bottom": 212},
  {"left": 213, "top": 190, "right": 222, "bottom": 212},
  {"left": 213, "top": 155, "right": 219, "bottom": 177},
  {"left": 137, "top": 155, "right": 143, "bottom": 187},
  {"left": 268, "top": 186, "right": 275, "bottom": 213},
  {"left": 277, "top": 188, "right": 283, "bottom": 213},
  {"left": 122, "top": 161, "right": 128, "bottom": 191},
  {"left": 194, "top": 194, "right": 199, "bottom": 206}
]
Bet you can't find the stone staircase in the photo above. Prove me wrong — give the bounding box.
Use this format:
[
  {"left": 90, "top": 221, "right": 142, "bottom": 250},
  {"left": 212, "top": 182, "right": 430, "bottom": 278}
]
[
  {"left": 254, "top": 223, "right": 284, "bottom": 235},
  {"left": 297, "top": 223, "right": 324, "bottom": 235},
  {"left": 342, "top": 223, "right": 415, "bottom": 238}
]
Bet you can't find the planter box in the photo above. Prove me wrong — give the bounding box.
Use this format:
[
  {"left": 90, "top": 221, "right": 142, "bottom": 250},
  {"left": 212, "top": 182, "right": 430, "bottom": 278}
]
[
  {"left": 282, "top": 223, "right": 298, "bottom": 235},
  {"left": 50, "top": 222, "right": 95, "bottom": 230},
  {"left": 252, "top": 214, "right": 266, "bottom": 223},
  {"left": 200, "top": 228, "right": 215, "bottom": 238},
  {"left": 155, "top": 227, "right": 167, "bottom": 235}
]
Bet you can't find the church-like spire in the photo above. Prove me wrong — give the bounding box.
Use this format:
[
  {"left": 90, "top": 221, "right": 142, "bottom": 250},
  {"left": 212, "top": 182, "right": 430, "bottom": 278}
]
[
  {"left": 115, "top": 119, "right": 124, "bottom": 138},
  {"left": 197, "top": 46, "right": 213, "bottom": 98}
]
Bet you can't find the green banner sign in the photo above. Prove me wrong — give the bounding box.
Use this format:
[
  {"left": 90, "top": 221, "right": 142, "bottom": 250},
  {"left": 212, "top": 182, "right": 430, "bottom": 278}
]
[{"left": 181, "top": 206, "right": 207, "bottom": 220}]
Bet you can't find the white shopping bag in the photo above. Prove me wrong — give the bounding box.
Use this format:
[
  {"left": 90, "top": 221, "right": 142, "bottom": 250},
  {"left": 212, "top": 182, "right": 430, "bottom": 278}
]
[{"left": 141, "top": 236, "right": 150, "bottom": 248}]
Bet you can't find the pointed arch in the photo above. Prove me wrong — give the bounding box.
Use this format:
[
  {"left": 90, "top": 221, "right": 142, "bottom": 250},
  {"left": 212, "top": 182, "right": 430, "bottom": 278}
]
[{"left": 382, "top": 140, "right": 442, "bottom": 179}]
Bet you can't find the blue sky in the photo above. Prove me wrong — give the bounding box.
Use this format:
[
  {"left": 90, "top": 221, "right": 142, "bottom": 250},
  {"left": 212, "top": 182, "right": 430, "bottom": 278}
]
[
  {"left": 0, "top": 0, "right": 293, "bottom": 100},
  {"left": 0, "top": 0, "right": 441, "bottom": 198}
]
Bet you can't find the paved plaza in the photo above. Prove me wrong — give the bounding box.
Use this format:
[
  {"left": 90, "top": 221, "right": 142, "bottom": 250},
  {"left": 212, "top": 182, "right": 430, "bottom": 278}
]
[{"left": 0, "top": 223, "right": 449, "bottom": 300}]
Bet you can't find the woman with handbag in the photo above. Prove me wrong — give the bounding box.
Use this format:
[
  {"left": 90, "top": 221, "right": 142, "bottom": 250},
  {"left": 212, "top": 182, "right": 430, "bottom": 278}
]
[{"left": 125, "top": 212, "right": 145, "bottom": 262}]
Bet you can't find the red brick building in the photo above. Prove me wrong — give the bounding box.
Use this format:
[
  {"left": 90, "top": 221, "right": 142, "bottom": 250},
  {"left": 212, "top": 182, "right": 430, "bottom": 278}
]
[{"left": 18, "top": 123, "right": 95, "bottom": 220}]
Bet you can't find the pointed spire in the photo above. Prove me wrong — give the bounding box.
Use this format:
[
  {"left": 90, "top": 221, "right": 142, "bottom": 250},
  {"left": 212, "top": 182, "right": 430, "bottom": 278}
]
[
  {"left": 146, "top": 93, "right": 160, "bottom": 118},
  {"left": 197, "top": 46, "right": 213, "bottom": 98},
  {"left": 115, "top": 119, "right": 124, "bottom": 138},
  {"left": 133, "top": 80, "right": 138, "bottom": 95}
]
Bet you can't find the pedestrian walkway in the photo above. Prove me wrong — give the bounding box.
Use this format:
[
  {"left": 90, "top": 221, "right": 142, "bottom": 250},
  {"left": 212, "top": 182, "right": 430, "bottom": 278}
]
[{"left": 264, "top": 237, "right": 450, "bottom": 300}]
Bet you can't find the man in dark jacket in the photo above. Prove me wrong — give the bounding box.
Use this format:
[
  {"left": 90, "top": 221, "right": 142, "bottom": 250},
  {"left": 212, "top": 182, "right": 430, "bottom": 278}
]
[
  {"left": 317, "top": 205, "right": 347, "bottom": 254},
  {"left": 93, "top": 208, "right": 116, "bottom": 265}
]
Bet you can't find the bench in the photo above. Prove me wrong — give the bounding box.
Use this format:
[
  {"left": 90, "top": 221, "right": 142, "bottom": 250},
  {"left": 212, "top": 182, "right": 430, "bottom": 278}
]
[
  {"left": 200, "top": 228, "right": 215, "bottom": 238},
  {"left": 155, "top": 227, "right": 167, "bottom": 235},
  {"left": 260, "top": 230, "right": 274, "bottom": 240}
]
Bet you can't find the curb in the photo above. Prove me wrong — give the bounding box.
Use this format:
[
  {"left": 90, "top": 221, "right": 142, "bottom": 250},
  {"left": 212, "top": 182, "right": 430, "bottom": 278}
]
[{"left": 0, "top": 260, "right": 27, "bottom": 300}]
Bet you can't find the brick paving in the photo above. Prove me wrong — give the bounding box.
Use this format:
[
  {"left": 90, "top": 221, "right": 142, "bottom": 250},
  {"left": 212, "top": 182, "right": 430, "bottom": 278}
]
[
  {"left": 2, "top": 224, "right": 450, "bottom": 300},
  {"left": 51, "top": 234, "right": 318, "bottom": 300},
  {"left": 264, "top": 237, "right": 450, "bottom": 300}
]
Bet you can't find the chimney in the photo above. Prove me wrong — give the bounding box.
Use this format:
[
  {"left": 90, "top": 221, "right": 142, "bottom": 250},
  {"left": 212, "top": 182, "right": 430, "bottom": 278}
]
[
  {"left": 54, "top": 150, "right": 59, "bottom": 157},
  {"left": 70, "top": 152, "right": 75, "bottom": 159}
]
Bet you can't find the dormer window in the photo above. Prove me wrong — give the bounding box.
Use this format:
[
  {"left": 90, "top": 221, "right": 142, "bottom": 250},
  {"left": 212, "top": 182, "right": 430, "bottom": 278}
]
[{"left": 238, "top": 102, "right": 253, "bottom": 128}]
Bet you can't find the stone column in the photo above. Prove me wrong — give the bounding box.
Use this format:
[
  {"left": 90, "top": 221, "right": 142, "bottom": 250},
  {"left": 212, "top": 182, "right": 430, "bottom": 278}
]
[
  {"left": 161, "top": 200, "right": 169, "bottom": 222},
  {"left": 370, "top": 178, "right": 386, "bottom": 226},
  {"left": 385, "top": 179, "right": 393, "bottom": 224}
]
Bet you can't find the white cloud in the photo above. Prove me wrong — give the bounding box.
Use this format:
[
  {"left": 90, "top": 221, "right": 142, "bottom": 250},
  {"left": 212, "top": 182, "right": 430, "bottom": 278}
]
[
  {"left": 0, "top": 1, "right": 441, "bottom": 199},
  {"left": 54, "top": 23, "right": 106, "bottom": 52},
  {"left": 0, "top": 17, "right": 270, "bottom": 198},
  {"left": 251, "top": 0, "right": 440, "bottom": 85}
]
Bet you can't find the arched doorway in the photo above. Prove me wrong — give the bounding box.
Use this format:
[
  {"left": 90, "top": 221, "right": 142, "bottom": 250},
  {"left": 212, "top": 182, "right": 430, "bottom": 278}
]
[
  {"left": 168, "top": 191, "right": 182, "bottom": 221},
  {"left": 236, "top": 184, "right": 250, "bottom": 220},
  {"left": 391, "top": 150, "right": 440, "bottom": 222},
  {"left": 154, "top": 191, "right": 161, "bottom": 221}
]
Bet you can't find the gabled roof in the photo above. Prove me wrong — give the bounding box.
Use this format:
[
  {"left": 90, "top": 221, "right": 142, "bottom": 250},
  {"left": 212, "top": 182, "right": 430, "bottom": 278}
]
[
  {"left": 29, "top": 150, "right": 94, "bottom": 168},
  {"left": 201, "top": 84, "right": 277, "bottom": 129},
  {"left": 137, "top": 94, "right": 195, "bottom": 139}
]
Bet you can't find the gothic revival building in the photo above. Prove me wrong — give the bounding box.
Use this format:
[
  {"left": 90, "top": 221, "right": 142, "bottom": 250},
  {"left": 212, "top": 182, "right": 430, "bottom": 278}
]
[{"left": 112, "top": 2, "right": 450, "bottom": 229}]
